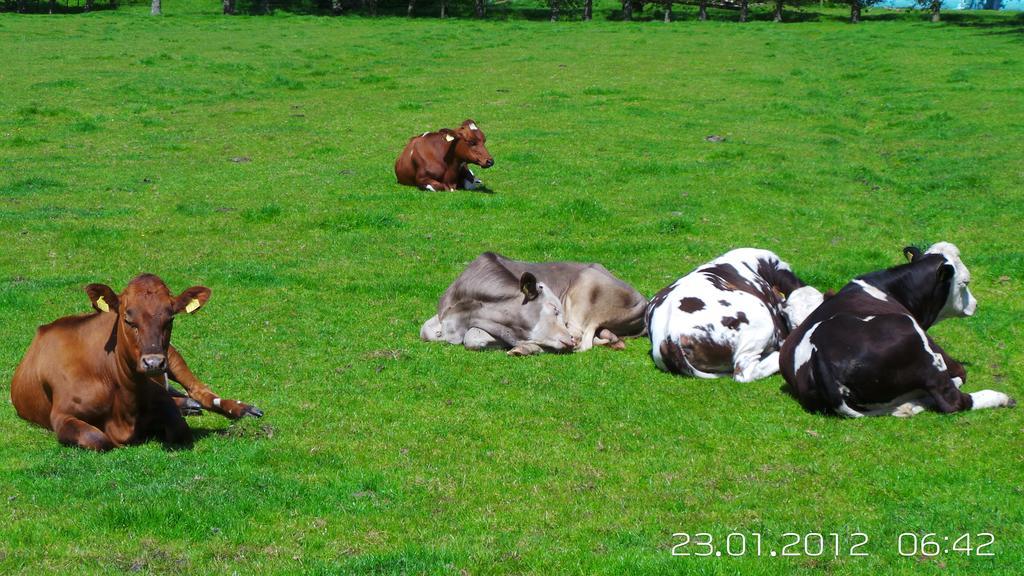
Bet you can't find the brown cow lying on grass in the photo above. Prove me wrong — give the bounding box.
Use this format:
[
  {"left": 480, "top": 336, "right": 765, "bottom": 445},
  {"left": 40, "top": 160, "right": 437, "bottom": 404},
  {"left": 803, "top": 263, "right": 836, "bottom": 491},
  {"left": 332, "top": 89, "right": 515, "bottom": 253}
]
[
  {"left": 394, "top": 119, "right": 494, "bottom": 191},
  {"left": 10, "top": 274, "right": 262, "bottom": 451}
]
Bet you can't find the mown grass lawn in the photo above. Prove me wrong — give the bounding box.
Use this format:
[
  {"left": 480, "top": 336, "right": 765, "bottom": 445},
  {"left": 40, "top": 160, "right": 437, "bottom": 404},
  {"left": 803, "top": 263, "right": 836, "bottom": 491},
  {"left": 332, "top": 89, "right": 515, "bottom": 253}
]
[{"left": 1, "top": 4, "right": 1022, "bottom": 574}]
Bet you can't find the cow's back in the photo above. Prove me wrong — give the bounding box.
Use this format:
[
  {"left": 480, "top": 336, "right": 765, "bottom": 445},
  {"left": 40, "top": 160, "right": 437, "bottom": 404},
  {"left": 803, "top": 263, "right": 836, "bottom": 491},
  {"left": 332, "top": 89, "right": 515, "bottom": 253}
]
[
  {"left": 10, "top": 313, "right": 112, "bottom": 429},
  {"left": 499, "top": 255, "right": 647, "bottom": 340},
  {"left": 438, "top": 252, "right": 522, "bottom": 314},
  {"left": 394, "top": 134, "right": 422, "bottom": 186},
  {"left": 493, "top": 256, "right": 593, "bottom": 298}
]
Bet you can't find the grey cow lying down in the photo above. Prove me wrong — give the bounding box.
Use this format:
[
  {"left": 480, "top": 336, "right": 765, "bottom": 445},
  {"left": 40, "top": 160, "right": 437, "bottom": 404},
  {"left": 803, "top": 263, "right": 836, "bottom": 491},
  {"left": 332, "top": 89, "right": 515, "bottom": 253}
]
[{"left": 421, "top": 252, "right": 648, "bottom": 355}]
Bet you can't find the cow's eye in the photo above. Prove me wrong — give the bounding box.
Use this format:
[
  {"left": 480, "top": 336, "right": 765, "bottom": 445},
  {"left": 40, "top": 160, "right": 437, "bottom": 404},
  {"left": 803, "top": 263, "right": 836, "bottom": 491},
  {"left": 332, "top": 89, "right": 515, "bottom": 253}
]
[{"left": 468, "top": 140, "right": 478, "bottom": 146}]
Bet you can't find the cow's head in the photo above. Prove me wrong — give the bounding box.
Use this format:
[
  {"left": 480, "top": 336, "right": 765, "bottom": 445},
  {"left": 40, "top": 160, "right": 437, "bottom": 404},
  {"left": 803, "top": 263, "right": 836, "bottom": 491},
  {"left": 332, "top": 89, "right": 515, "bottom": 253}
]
[
  {"left": 451, "top": 119, "right": 494, "bottom": 169},
  {"left": 782, "top": 286, "right": 824, "bottom": 330},
  {"left": 904, "top": 242, "right": 977, "bottom": 322},
  {"left": 86, "top": 274, "right": 211, "bottom": 376},
  {"left": 518, "top": 272, "right": 576, "bottom": 352}
]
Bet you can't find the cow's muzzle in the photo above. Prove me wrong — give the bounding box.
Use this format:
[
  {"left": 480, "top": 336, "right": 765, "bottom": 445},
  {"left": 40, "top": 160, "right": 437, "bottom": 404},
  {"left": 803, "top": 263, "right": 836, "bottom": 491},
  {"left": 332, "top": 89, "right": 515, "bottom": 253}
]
[
  {"left": 140, "top": 354, "right": 168, "bottom": 375},
  {"left": 482, "top": 158, "right": 494, "bottom": 168}
]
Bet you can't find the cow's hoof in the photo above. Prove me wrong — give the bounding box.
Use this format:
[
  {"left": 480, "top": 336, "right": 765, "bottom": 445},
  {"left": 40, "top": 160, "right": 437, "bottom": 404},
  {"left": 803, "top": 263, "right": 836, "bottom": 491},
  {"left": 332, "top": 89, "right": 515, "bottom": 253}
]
[
  {"left": 892, "top": 403, "right": 923, "bottom": 418},
  {"left": 507, "top": 344, "right": 540, "bottom": 356},
  {"left": 242, "top": 405, "right": 264, "bottom": 418},
  {"left": 180, "top": 398, "right": 203, "bottom": 416},
  {"left": 1007, "top": 396, "right": 1017, "bottom": 408}
]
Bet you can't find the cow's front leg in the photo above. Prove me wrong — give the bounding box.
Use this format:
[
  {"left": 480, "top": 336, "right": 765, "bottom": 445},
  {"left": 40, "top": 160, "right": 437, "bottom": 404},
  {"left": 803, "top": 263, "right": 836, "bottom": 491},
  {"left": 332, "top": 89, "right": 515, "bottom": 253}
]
[
  {"left": 139, "top": 386, "right": 194, "bottom": 447},
  {"left": 925, "top": 350, "right": 1012, "bottom": 411},
  {"left": 969, "top": 390, "right": 1016, "bottom": 411},
  {"left": 733, "top": 350, "right": 780, "bottom": 383},
  {"left": 941, "top": 351, "right": 966, "bottom": 388},
  {"left": 415, "top": 171, "right": 452, "bottom": 192},
  {"left": 507, "top": 341, "right": 544, "bottom": 356},
  {"left": 167, "top": 346, "right": 263, "bottom": 419},
  {"left": 459, "top": 165, "right": 483, "bottom": 190},
  {"left": 51, "top": 412, "right": 115, "bottom": 451},
  {"left": 592, "top": 328, "right": 625, "bottom": 350},
  {"left": 575, "top": 324, "right": 598, "bottom": 352},
  {"left": 167, "top": 385, "right": 203, "bottom": 416},
  {"left": 921, "top": 338, "right": 986, "bottom": 413},
  {"left": 463, "top": 327, "right": 504, "bottom": 350}
]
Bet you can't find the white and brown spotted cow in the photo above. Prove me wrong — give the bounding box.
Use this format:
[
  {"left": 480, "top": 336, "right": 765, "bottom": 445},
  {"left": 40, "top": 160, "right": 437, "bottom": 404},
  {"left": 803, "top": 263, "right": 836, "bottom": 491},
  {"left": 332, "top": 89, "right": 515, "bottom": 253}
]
[
  {"left": 421, "top": 252, "right": 648, "bottom": 356},
  {"left": 647, "top": 248, "right": 823, "bottom": 382}
]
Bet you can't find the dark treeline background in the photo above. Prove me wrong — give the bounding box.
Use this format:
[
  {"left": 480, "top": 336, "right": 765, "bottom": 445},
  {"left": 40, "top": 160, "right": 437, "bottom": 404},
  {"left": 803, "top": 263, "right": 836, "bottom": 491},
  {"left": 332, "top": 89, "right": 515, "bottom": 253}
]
[{"left": 3, "top": 0, "right": 1022, "bottom": 29}]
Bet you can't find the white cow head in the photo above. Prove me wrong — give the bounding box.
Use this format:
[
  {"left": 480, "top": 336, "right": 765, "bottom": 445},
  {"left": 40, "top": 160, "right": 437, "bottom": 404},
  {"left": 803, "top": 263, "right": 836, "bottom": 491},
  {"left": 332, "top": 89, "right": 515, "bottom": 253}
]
[
  {"left": 783, "top": 285, "right": 824, "bottom": 330},
  {"left": 925, "top": 242, "right": 977, "bottom": 321},
  {"left": 519, "top": 273, "right": 576, "bottom": 352}
]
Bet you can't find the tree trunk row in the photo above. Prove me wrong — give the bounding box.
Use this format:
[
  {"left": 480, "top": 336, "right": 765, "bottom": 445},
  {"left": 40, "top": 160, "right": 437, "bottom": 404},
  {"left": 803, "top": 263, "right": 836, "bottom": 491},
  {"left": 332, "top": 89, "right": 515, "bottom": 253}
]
[{"left": 149, "top": 0, "right": 903, "bottom": 21}]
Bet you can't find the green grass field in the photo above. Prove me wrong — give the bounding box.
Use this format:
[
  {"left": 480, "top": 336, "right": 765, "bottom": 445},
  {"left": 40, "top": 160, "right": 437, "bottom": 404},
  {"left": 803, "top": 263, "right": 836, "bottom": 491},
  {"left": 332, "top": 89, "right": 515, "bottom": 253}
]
[{"left": 1, "top": 4, "right": 1023, "bottom": 574}]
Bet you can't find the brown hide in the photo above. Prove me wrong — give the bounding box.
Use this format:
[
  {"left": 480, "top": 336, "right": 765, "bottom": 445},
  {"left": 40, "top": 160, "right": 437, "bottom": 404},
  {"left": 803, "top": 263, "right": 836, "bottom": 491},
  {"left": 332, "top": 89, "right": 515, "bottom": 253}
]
[
  {"left": 394, "top": 119, "right": 494, "bottom": 191},
  {"left": 10, "top": 274, "right": 262, "bottom": 451}
]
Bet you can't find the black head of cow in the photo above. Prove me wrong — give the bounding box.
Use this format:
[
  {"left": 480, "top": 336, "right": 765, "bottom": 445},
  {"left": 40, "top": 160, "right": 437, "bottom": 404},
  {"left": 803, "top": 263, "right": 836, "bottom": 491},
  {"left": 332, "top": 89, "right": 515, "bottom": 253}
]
[
  {"left": 452, "top": 119, "right": 494, "bottom": 169},
  {"left": 894, "top": 242, "right": 976, "bottom": 328},
  {"left": 519, "top": 272, "right": 576, "bottom": 352},
  {"left": 86, "top": 274, "right": 211, "bottom": 376}
]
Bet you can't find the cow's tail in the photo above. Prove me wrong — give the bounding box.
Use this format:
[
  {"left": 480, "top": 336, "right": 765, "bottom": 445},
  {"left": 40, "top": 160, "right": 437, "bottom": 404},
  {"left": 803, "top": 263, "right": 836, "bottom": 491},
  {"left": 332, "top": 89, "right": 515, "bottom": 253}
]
[
  {"left": 810, "top": 349, "right": 863, "bottom": 418},
  {"left": 657, "top": 337, "right": 720, "bottom": 379}
]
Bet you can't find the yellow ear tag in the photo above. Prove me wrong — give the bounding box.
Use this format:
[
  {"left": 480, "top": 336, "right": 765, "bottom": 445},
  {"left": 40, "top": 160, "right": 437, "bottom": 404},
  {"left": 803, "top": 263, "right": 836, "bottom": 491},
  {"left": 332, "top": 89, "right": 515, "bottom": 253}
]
[
  {"left": 445, "top": 134, "right": 455, "bottom": 142},
  {"left": 185, "top": 298, "right": 201, "bottom": 314},
  {"left": 96, "top": 296, "right": 110, "bottom": 313}
]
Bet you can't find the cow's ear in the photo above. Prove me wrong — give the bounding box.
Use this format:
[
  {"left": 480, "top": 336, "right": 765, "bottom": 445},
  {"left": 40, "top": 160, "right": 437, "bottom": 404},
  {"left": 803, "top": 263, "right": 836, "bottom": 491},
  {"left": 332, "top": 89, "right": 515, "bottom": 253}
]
[
  {"left": 520, "top": 272, "right": 540, "bottom": 304},
  {"left": 173, "top": 286, "right": 211, "bottom": 315},
  {"left": 937, "top": 263, "right": 955, "bottom": 284},
  {"left": 903, "top": 246, "right": 923, "bottom": 262},
  {"left": 86, "top": 284, "right": 119, "bottom": 314},
  {"left": 441, "top": 129, "right": 458, "bottom": 144}
]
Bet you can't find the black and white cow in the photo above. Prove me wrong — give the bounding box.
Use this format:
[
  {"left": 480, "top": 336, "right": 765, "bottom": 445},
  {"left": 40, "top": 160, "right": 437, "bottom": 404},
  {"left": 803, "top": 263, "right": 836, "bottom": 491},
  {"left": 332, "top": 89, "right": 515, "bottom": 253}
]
[
  {"left": 779, "top": 242, "right": 1014, "bottom": 417},
  {"left": 647, "top": 248, "right": 823, "bottom": 382}
]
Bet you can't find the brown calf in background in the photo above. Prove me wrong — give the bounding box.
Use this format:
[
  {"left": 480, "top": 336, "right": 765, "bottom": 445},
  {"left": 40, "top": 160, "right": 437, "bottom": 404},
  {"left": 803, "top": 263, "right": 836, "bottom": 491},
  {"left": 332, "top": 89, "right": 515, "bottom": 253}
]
[
  {"left": 10, "top": 274, "right": 262, "bottom": 451},
  {"left": 395, "top": 119, "right": 494, "bottom": 191}
]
